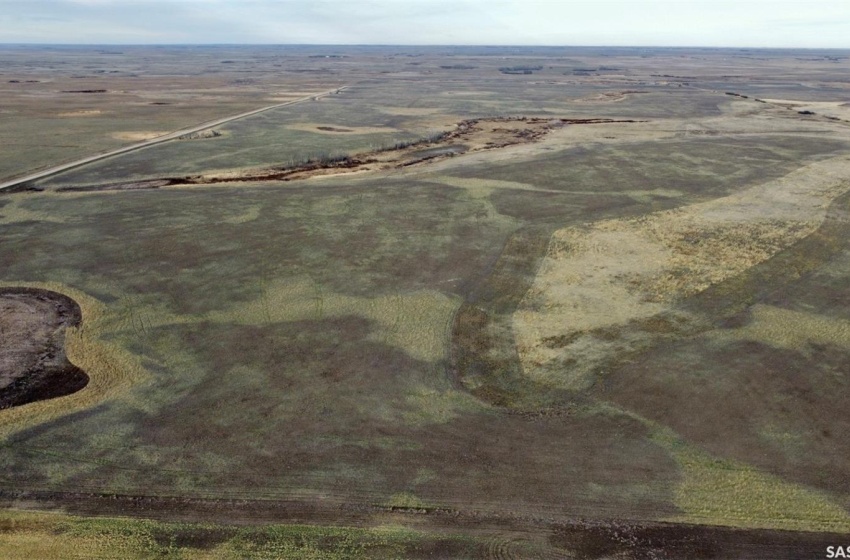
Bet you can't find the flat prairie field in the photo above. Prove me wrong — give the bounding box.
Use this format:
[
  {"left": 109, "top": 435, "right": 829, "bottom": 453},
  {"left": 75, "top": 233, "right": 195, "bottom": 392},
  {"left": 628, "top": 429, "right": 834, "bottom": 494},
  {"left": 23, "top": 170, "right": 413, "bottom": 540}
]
[{"left": 1, "top": 45, "right": 850, "bottom": 558}]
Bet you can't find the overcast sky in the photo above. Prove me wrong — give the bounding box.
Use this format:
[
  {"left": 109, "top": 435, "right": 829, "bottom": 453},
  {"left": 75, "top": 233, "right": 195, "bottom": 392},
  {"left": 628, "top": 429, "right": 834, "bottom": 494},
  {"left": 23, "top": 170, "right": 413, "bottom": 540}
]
[{"left": 2, "top": 0, "right": 849, "bottom": 47}]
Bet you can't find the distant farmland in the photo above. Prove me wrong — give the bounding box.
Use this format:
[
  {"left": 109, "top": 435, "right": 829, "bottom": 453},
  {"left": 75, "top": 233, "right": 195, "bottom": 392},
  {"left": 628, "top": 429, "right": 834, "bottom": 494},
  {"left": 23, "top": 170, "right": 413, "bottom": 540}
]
[{"left": 1, "top": 45, "right": 850, "bottom": 558}]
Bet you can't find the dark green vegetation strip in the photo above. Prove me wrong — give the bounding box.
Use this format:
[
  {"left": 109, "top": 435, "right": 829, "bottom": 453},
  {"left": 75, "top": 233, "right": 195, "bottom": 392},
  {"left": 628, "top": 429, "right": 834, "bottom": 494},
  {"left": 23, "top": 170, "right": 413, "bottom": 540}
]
[{"left": 451, "top": 225, "right": 574, "bottom": 409}]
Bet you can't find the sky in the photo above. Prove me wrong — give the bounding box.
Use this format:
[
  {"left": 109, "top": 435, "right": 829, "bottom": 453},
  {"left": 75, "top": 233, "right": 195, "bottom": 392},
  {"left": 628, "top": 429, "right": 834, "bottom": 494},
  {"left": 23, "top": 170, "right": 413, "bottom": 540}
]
[{"left": 1, "top": 0, "right": 850, "bottom": 48}]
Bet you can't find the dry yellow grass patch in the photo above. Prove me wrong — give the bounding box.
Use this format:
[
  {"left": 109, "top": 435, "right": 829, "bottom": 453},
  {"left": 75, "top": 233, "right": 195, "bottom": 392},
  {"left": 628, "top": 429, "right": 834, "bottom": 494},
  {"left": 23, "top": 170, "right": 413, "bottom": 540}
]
[
  {"left": 513, "top": 155, "right": 850, "bottom": 390},
  {"left": 57, "top": 109, "right": 103, "bottom": 117},
  {"left": 652, "top": 428, "right": 850, "bottom": 532},
  {"left": 711, "top": 304, "right": 850, "bottom": 350},
  {"left": 0, "top": 281, "right": 149, "bottom": 440},
  {"left": 402, "top": 388, "right": 482, "bottom": 426},
  {"left": 384, "top": 492, "right": 429, "bottom": 509},
  {"left": 533, "top": 118, "right": 677, "bottom": 153},
  {"left": 377, "top": 107, "right": 443, "bottom": 116},
  {"left": 110, "top": 131, "right": 168, "bottom": 141},
  {"left": 576, "top": 91, "right": 644, "bottom": 103},
  {"left": 595, "top": 402, "right": 850, "bottom": 532},
  {"left": 429, "top": 176, "right": 682, "bottom": 206},
  {"left": 206, "top": 278, "right": 460, "bottom": 363},
  {"left": 0, "top": 195, "right": 66, "bottom": 225},
  {"left": 615, "top": 216, "right": 813, "bottom": 302},
  {"left": 222, "top": 205, "right": 261, "bottom": 224}
]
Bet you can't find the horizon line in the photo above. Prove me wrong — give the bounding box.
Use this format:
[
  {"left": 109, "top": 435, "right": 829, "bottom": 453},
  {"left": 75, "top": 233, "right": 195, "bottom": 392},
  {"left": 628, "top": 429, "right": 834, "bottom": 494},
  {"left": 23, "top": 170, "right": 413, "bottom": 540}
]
[{"left": 2, "top": 43, "right": 850, "bottom": 51}]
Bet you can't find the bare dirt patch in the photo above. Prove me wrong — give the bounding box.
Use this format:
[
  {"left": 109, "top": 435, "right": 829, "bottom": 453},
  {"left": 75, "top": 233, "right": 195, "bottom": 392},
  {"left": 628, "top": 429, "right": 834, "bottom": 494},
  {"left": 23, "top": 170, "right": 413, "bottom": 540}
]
[
  {"left": 110, "top": 131, "right": 169, "bottom": 141},
  {"left": 57, "top": 110, "right": 103, "bottom": 118},
  {"left": 177, "top": 129, "right": 222, "bottom": 140},
  {"left": 0, "top": 288, "right": 86, "bottom": 409}
]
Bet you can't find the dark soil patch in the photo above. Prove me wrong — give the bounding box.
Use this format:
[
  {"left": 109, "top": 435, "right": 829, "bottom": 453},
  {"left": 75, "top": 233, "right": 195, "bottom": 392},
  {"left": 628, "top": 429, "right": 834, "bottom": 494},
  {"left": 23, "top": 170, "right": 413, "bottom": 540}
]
[
  {"left": 316, "top": 126, "right": 354, "bottom": 132},
  {"left": 0, "top": 489, "right": 843, "bottom": 559},
  {"left": 150, "top": 525, "right": 239, "bottom": 550},
  {"left": 402, "top": 145, "right": 468, "bottom": 166},
  {"left": 0, "top": 287, "right": 87, "bottom": 409},
  {"left": 551, "top": 520, "right": 848, "bottom": 560},
  {"left": 0, "top": 182, "right": 43, "bottom": 194}
]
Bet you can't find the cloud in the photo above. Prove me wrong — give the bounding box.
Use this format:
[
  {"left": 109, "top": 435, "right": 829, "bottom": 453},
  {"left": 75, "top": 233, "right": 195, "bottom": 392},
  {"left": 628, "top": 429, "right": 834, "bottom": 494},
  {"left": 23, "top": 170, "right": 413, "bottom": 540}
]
[{"left": 0, "top": 0, "right": 848, "bottom": 46}]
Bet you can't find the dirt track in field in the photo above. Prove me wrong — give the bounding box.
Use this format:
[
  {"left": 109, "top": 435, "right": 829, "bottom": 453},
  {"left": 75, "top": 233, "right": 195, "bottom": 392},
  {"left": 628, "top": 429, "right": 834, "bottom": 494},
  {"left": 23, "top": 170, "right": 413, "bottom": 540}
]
[{"left": 0, "top": 489, "right": 844, "bottom": 559}]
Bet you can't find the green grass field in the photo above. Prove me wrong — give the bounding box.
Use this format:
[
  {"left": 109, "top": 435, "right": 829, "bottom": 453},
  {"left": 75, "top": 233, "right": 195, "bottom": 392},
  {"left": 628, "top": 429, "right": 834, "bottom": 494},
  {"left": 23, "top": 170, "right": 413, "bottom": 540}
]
[{"left": 2, "top": 45, "right": 850, "bottom": 557}]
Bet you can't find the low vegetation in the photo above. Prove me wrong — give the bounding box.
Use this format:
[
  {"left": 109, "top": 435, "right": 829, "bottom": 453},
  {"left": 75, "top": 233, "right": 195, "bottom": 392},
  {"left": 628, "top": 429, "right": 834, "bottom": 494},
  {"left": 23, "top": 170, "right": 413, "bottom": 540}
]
[{"left": 2, "top": 45, "right": 850, "bottom": 557}]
